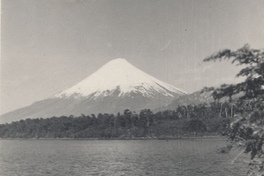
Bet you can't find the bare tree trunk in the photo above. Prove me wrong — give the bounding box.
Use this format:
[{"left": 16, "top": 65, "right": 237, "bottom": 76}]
[
  {"left": 219, "top": 103, "right": 223, "bottom": 117},
  {"left": 225, "top": 108, "right": 228, "bottom": 118},
  {"left": 230, "top": 104, "right": 233, "bottom": 118},
  {"left": 184, "top": 106, "right": 189, "bottom": 119}
]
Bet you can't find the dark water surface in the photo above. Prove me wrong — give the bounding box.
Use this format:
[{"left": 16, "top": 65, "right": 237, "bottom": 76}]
[{"left": 0, "top": 139, "right": 248, "bottom": 176}]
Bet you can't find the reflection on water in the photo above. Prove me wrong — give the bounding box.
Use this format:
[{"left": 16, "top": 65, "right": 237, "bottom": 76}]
[{"left": 0, "top": 139, "right": 248, "bottom": 176}]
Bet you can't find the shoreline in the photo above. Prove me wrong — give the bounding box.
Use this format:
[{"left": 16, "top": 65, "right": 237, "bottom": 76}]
[{"left": 0, "top": 135, "right": 226, "bottom": 141}]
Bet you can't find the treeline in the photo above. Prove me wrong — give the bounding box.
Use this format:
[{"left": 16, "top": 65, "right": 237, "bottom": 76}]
[{"left": 0, "top": 102, "right": 235, "bottom": 139}]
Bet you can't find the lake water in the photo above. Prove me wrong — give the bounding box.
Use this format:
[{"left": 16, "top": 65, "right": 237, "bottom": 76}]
[{"left": 0, "top": 138, "right": 248, "bottom": 176}]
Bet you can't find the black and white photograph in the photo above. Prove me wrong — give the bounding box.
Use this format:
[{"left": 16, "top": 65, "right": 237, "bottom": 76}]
[{"left": 1, "top": 0, "right": 264, "bottom": 175}]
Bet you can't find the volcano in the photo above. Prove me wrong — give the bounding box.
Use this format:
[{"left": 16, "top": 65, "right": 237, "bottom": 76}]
[{"left": 1, "top": 58, "right": 188, "bottom": 123}]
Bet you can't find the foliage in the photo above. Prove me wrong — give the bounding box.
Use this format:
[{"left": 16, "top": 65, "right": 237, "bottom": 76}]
[
  {"left": 0, "top": 103, "right": 234, "bottom": 139},
  {"left": 185, "top": 119, "right": 207, "bottom": 133},
  {"left": 204, "top": 44, "right": 264, "bottom": 175}
]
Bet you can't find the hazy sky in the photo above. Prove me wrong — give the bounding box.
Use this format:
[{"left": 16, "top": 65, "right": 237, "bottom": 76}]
[{"left": 1, "top": 0, "right": 264, "bottom": 114}]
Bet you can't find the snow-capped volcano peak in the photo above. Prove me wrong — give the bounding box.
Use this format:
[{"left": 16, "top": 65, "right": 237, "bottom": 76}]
[{"left": 54, "top": 58, "right": 187, "bottom": 99}]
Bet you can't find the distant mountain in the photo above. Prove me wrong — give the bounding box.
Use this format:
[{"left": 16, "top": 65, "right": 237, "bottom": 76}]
[
  {"left": 162, "top": 89, "right": 243, "bottom": 111},
  {"left": 170, "top": 91, "right": 214, "bottom": 106},
  {"left": 155, "top": 90, "right": 215, "bottom": 111},
  {"left": 1, "top": 58, "right": 187, "bottom": 123}
]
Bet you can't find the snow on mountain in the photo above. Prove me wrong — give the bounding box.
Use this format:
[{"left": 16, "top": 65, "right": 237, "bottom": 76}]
[
  {"left": 54, "top": 58, "right": 187, "bottom": 99},
  {"left": 0, "top": 58, "right": 188, "bottom": 123}
]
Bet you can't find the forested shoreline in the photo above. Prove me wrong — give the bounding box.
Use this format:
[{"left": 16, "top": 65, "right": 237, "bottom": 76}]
[{"left": 0, "top": 102, "right": 235, "bottom": 139}]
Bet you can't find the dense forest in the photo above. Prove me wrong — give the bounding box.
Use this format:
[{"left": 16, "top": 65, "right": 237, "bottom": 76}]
[{"left": 0, "top": 102, "right": 235, "bottom": 139}]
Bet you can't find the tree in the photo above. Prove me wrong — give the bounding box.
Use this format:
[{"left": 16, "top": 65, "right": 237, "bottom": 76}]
[
  {"left": 186, "top": 119, "right": 207, "bottom": 134},
  {"left": 204, "top": 44, "right": 264, "bottom": 175},
  {"left": 139, "top": 109, "right": 154, "bottom": 127},
  {"left": 124, "top": 109, "right": 132, "bottom": 127}
]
